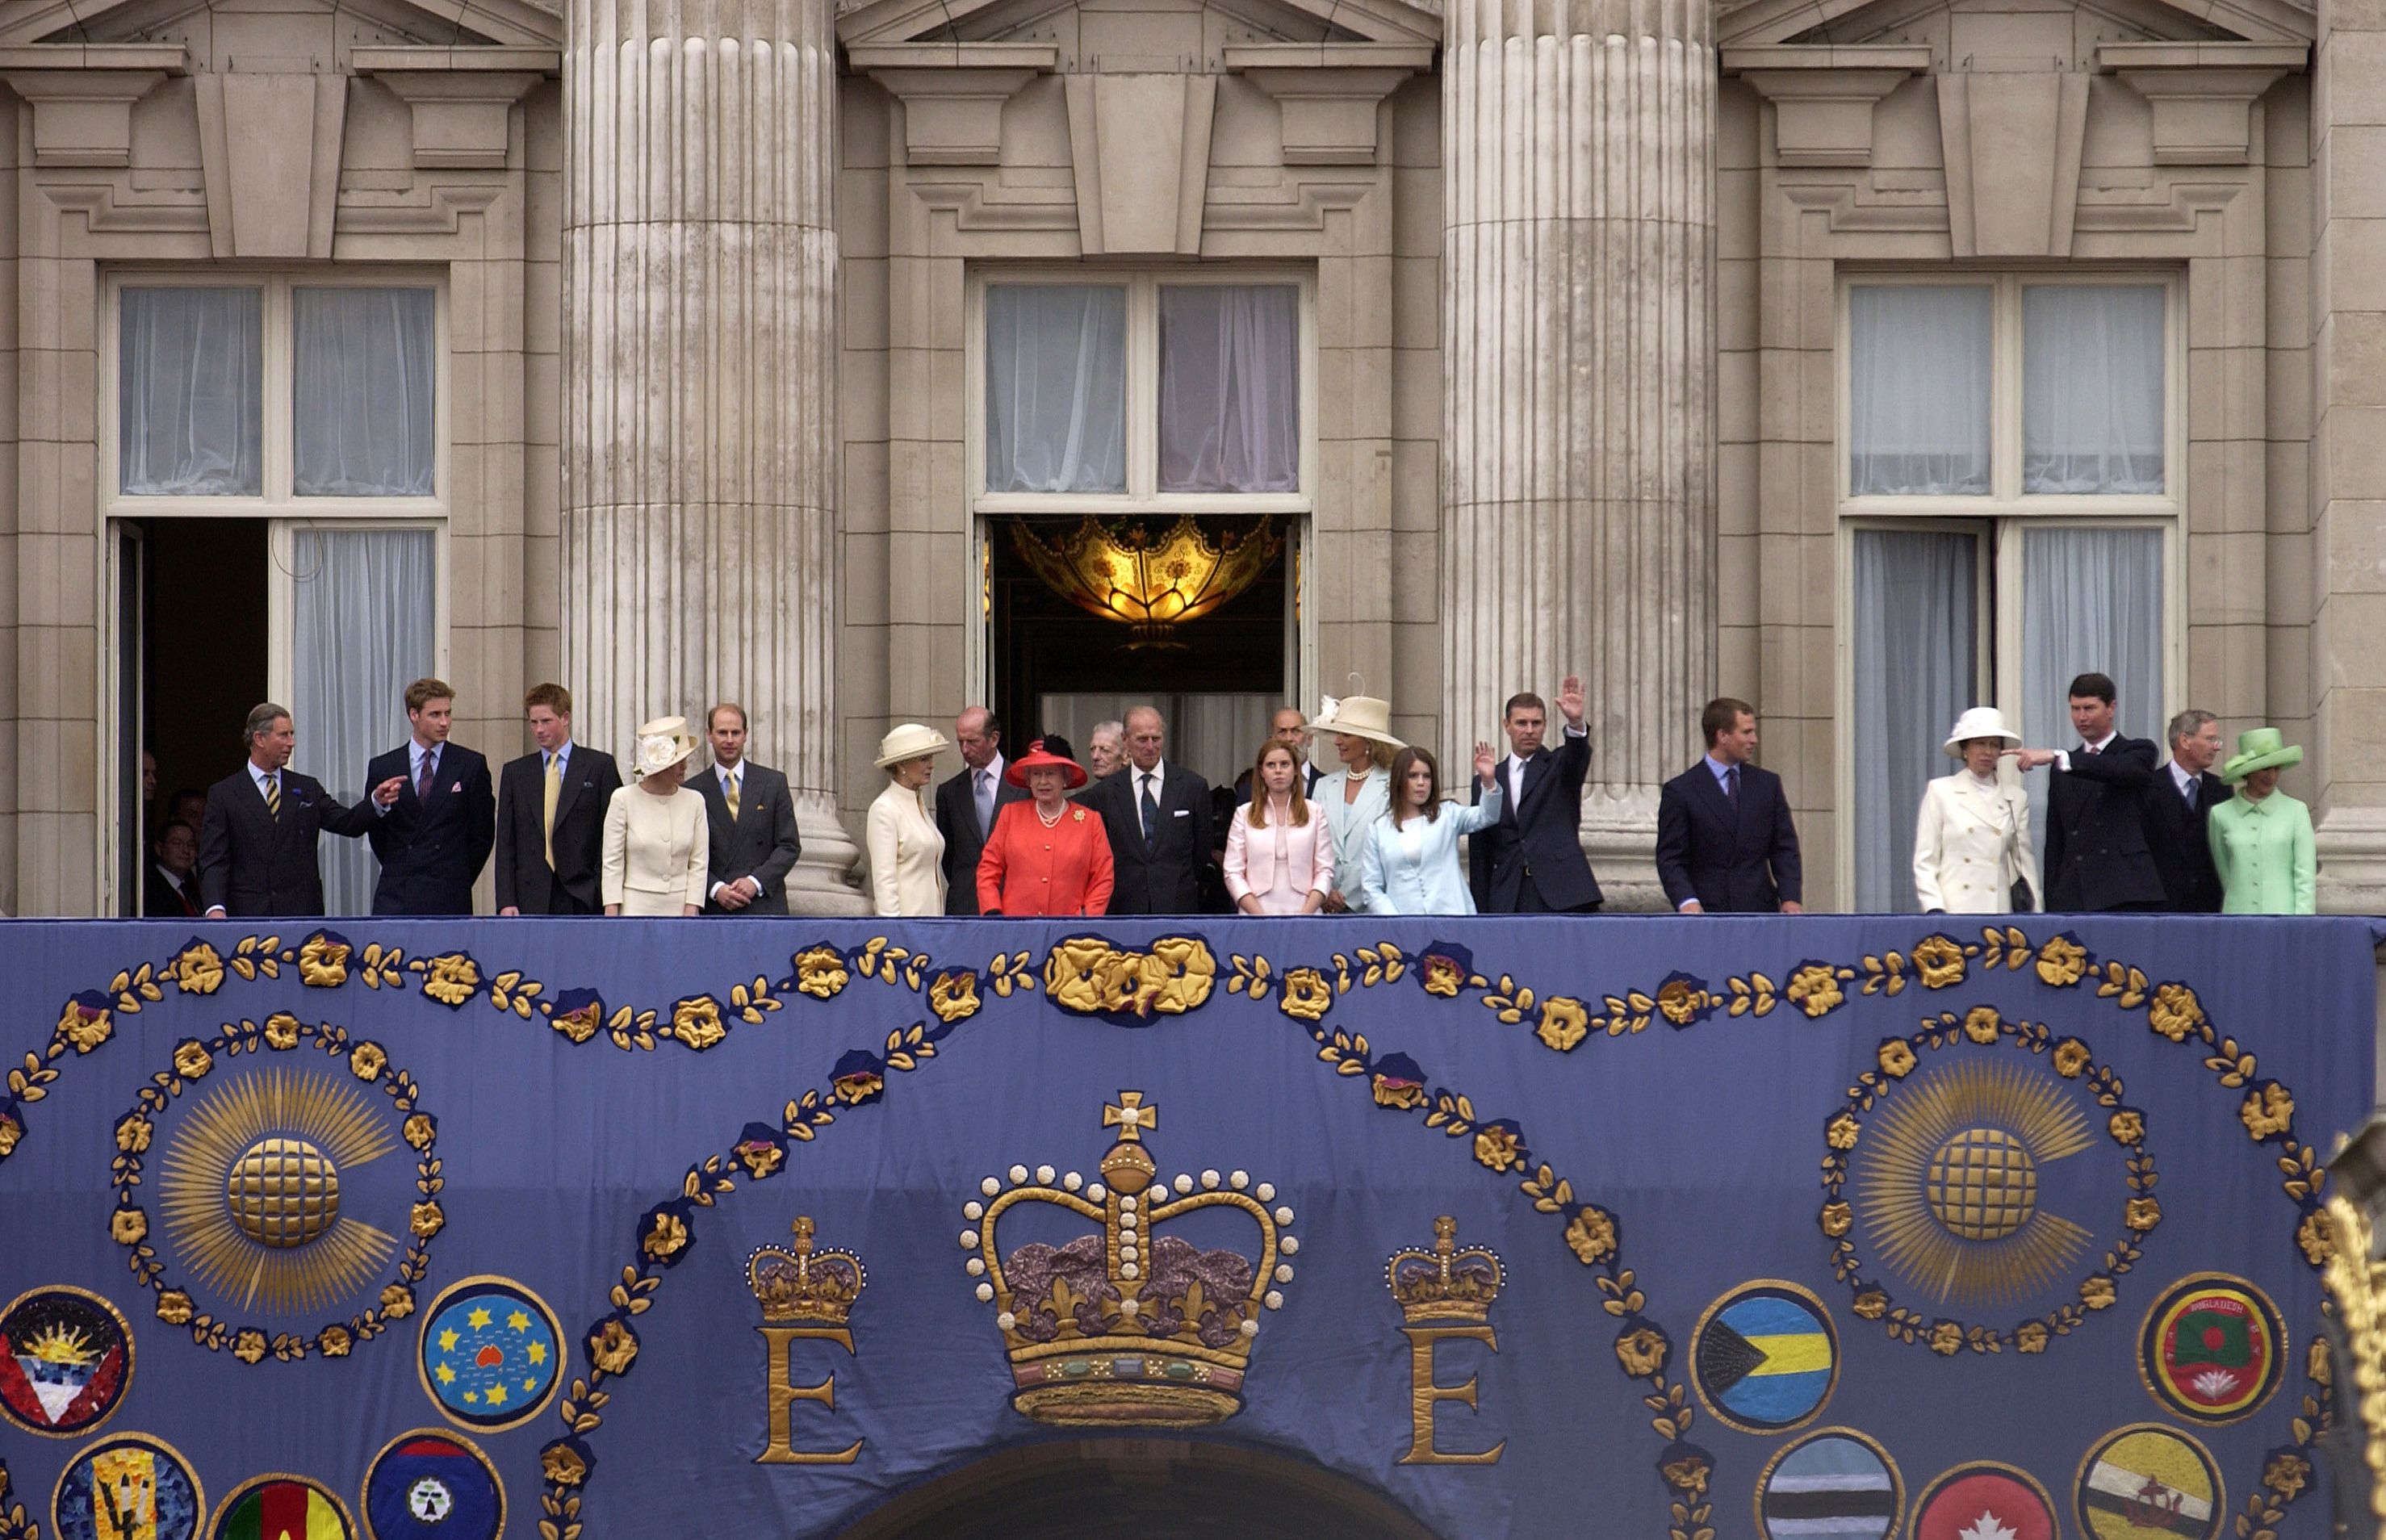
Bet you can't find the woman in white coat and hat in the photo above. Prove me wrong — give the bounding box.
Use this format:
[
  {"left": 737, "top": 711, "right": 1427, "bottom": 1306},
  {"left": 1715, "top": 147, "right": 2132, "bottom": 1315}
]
[
  {"left": 602, "top": 716, "right": 710, "bottom": 916},
  {"left": 1308, "top": 693, "right": 1403, "bottom": 914},
  {"left": 1911, "top": 706, "right": 2041, "bottom": 914},
  {"left": 865, "top": 722, "right": 951, "bottom": 918}
]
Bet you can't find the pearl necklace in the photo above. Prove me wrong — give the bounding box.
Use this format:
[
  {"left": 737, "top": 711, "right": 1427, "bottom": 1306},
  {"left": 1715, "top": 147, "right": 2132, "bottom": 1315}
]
[{"left": 1035, "top": 801, "right": 1065, "bottom": 828}]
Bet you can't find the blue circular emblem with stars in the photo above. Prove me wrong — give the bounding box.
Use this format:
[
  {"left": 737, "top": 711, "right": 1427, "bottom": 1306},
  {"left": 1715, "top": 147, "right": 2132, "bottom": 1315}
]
[{"left": 416, "top": 1276, "right": 561, "bottom": 1433}]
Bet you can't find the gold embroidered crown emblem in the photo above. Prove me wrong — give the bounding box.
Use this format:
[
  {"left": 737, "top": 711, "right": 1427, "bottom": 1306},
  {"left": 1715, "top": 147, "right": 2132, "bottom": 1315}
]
[
  {"left": 1386, "top": 1216, "right": 1505, "bottom": 1324},
  {"left": 746, "top": 1217, "right": 865, "bottom": 1325},
  {"left": 960, "top": 1092, "right": 1296, "bottom": 1427}
]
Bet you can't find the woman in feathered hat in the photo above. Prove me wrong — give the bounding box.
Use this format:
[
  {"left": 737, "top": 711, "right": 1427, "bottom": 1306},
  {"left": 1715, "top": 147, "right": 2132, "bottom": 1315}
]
[
  {"left": 975, "top": 736, "right": 1115, "bottom": 917},
  {"left": 2207, "top": 727, "right": 2315, "bottom": 914}
]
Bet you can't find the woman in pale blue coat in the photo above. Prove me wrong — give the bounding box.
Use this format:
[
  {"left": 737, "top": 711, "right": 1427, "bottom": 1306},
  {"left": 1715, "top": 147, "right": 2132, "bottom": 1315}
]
[
  {"left": 1308, "top": 694, "right": 1403, "bottom": 914},
  {"left": 1360, "top": 741, "right": 1501, "bottom": 915}
]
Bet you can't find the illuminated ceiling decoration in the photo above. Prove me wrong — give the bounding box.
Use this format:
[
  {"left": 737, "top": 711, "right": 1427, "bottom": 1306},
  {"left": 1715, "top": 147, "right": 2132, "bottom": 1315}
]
[{"left": 1007, "top": 515, "right": 1282, "bottom": 649}]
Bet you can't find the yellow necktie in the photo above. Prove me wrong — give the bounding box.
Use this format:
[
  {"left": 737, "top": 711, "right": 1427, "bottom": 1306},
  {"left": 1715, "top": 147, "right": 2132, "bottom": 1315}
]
[
  {"left": 262, "top": 773, "right": 280, "bottom": 819},
  {"left": 725, "top": 772, "right": 741, "bottom": 821},
  {"left": 542, "top": 753, "right": 561, "bottom": 868}
]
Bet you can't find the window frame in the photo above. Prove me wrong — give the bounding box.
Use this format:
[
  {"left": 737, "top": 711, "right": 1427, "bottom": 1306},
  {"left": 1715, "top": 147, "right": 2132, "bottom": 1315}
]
[{"left": 100, "top": 269, "right": 451, "bottom": 519}]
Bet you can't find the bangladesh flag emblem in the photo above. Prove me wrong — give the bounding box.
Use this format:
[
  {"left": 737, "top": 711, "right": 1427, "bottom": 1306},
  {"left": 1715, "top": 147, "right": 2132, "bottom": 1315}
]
[{"left": 2141, "top": 1274, "right": 2283, "bottom": 1425}]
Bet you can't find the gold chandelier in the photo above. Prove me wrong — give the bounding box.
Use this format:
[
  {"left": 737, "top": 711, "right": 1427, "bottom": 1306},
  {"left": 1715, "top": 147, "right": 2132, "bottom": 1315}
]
[{"left": 1008, "top": 515, "right": 1282, "bottom": 649}]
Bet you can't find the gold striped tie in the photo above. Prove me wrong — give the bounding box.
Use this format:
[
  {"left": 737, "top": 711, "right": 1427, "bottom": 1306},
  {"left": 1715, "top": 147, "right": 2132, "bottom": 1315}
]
[
  {"left": 262, "top": 772, "right": 280, "bottom": 820},
  {"left": 542, "top": 753, "right": 562, "bottom": 868}
]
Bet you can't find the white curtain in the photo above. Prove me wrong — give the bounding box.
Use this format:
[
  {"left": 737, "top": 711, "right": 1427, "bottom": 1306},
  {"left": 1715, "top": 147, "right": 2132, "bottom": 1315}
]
[
  {"left": 1157, "top": 285, "right": 1300, "bottom": 492},
  {"left": 985, "top": 285, "right": 1128, "bottom": 494},
  {"left": 1852, "top": 527, "right": 1978, "bottom": 912},
  {"left": 119, "top": 287, "right": 262, "bottom": 496},
  {"left": 290, "top": 529, "right": 437, "bottom": 914},
  {"left": 294, "top": 288, "right": 437, "bottom": 497},
  {"left": 2020, "top": 525, "right": 2165, "bottom": 865},
  {"left": 2023, "top": 285, "right": 2165, "bottom": 495},
  {"left": 1038, "top": 693, "right": 1278, "bottom": 789},
  {"left": 1848, "top": 286, "right": 1993, "bottom": 496}
]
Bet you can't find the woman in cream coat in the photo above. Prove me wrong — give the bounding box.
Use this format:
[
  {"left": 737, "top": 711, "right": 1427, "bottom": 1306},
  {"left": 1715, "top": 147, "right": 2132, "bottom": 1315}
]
[
  {"left": 1912, "top": 706, "right": 2041, "bottom": 914},
  {"left": 602, "top": 717, "right": 710, "bottom": 916},
  {"left": 865, "top": 723, "right": 950, "bottom": 918},
  {"left": 1308, "top": 694, "right": 1402, "bottom": 914},
  {"left": 1224, "top": 742, "right": 1336, "bottom": 915}
]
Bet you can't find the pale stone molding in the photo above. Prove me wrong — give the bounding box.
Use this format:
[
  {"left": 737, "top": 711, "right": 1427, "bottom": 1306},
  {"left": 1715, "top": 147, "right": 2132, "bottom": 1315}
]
[
  {"left": 835, "top": 0, "right": 1438, "bottom": 48},
  {"left": 2098, "top": 42, "right": 2302, "bottom": 164},
  {"left": 1722, "top": 45, "right": 1928, "bottom": 166},
  {"left": 1062, "top": 72, "right": 1216, "bottom": 254},
  {"left": 1716, "top": 0, "right": 2314, "bottom": 48},
  {"left": 0, "top": 0, "right": 563, "bottom": 48},
  {"left": 1223, "top": 44, "right": 1432, "bottom": 165},
  {"left": 562, "top": 0, "right": 863, "bottom": 911},
  {"left": 851, "top": 44, "right": 1057, "bottom": 165},
  {"left": 193, "top": 72, "right": 349, "bottom": 258},
  {"left": 1441, "top": 0, "right": 1718, "bottom": 909},
  {"left": 0, "top": 48, "right": 182, "bottom": 168},
  {"left": 1934, "top": 71, "right": 2091, "bottom": 257},
  {"left": 352, "top": 47, "right": 556, "bottom": 169}
]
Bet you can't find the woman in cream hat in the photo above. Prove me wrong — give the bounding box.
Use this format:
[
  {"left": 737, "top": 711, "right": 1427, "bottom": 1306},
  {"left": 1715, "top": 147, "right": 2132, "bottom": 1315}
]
[
  {"left": 2208, "top": 728, "right": 2315, "bottom": 914},
  {"left": 865, "top": 723, "right": 951, "bottom": 917},
  {"left": 601, "top": 716, "right": 709, "bottom": 916},
  {"left": 1308, "top": 693, "right": 1404, "bottom": 914},
  {"left": 1911, "top": 706, "right": 2040, "bottom": 914}
]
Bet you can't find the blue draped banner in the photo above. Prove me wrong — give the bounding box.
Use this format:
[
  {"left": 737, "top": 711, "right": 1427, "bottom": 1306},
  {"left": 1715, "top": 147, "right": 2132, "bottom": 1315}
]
[{"left": 0, "top": 916, "right": 2375, "bottom": 1539}]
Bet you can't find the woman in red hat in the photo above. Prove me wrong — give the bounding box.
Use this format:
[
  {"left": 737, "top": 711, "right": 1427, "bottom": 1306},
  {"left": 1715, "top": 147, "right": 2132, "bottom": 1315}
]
[{"left": 976, "top": 735, "right": 1115, "bottom": 916}]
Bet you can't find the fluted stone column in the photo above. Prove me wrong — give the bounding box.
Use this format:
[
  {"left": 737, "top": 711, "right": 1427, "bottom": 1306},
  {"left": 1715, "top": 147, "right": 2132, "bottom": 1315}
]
[
  {"left": 1440, "top": 0, "right": 1717, "bottom": 908},
  {"left": 562, "top": 0, "right": 862, "bottom": 911}
]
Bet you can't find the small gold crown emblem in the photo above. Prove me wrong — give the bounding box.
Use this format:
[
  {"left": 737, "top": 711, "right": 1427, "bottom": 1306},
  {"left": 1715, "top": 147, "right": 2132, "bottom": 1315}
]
[
  {"left": 1386, "top": 1216, "right": 1505, "bottom": 1324},
  {"left": 746, "top": 1217, "right": 865, "bottom": 1325},
  {"left": 961, "top": 1092, "right": 1296, "bottom": 1427}
]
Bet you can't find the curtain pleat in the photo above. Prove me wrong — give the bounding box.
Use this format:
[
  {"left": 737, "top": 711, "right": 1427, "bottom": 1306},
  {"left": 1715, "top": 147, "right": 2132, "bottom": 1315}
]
[
  {"left": 1852, "top": 527, "right": 1978, "bottom": 912},
  {"left": 985, "top": 286, "right": 1128, "bottom": 494},
  {"left": 2020, "top": 525, "right": 2166, "bottom": 864},
  {"left": 1848, "top": 286, "right": 1993, "bottom": 497},
  {"left": 119, "top": 287, "right": 263, "bottom": 496},
  {"left": 2023, "top": 285, "right": 2166, "bottom": 495},
  {"left": 1157, "top": 285, "right": 1300, "bottom": 492},
  {"left": 293, "top": 288, "right": 437, "bottom": 497}
]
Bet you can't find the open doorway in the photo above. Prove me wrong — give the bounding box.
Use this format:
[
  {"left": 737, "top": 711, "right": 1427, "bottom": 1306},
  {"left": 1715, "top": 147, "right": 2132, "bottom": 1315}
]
[{"left": 119, "top": 517, "right": 270, "bottom": 915}]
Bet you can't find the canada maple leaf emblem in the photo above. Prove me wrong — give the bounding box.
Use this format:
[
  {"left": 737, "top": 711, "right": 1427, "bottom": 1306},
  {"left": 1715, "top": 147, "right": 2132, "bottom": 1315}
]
[{"left": 1958, "top": 1513, "right": 2019, "bottom": 1540}]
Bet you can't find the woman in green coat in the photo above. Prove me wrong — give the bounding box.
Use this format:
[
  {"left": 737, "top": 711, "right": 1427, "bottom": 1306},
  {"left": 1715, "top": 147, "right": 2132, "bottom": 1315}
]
[{"left": 2206, "top": 728, "right": 2316, "bottom": 914}]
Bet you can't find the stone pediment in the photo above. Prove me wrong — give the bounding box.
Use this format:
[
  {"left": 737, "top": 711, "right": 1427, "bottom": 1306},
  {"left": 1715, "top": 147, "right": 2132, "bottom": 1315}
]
[
  {"left": 1717, "top": 0, "right": 2312, "bottom": 48},
  {"left": 0, "top": 0, "right": 560, "bottom": 50},
  {"left": 835, "top": 0, "right": 1440, "bottom": 53}
]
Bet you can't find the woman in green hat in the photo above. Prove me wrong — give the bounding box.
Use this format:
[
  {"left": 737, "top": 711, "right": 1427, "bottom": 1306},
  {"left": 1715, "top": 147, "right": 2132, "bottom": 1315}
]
[{"left": 2206, "top": 728, "right": 2315, "bottom": 914}]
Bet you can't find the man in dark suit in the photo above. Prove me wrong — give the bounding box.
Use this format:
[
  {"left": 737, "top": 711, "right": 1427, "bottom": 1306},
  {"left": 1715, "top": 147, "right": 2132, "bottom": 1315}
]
[
  {"left": 1231, "top": 707, "right": 1325, "bottom": 803},
  {"left": 935, "top": 707, "right": 1026, "bottom": 915},
  {"left": 689, "top": 703, "right": 802, "bottom": 915},
  {"left": 198, "top": 703, "right": 400, "bottom": 918},
  {"left": 2142, "top": 708, "right": 2228, "bottom": 913},
  {"left": 1655, "top": 697, "right": 1803, "bottom": 914},
  {"left": 1080, "top": 705, "right": 1213, "bottom": 914},
  {"left": 362, "top": 678, "right": 495, "bottom": 915},
  {"left": 1471, "top": 676, "right": 1602, "bottom": 913},
  {"left": 145, "top": 820, "right": 200, "bottom": 918},
  {"left": 2011, "top": 672, "right": 2166, "bottom": 911},
  {"left": 496, "top": 683, "right": 622, "bottom": 916}
]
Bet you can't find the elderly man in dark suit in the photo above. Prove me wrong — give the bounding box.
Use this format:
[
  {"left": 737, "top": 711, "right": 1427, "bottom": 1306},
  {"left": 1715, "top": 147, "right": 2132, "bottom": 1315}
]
[
  {"left": 198, "top": 703, "right": 400, "bottom": 918},
  {"left": 1081, "top": 705, "right": 1214, "bottom": 914},
  {"left": 496, "top": 683, "right": 622, "bottom": 916},
  {"left": 1655, "top": 697, "right": 1803, "bottom": 914},
  {"left": 689, "top": 703, "right": 802, "bottom": 915},
  {"left": 1471, "top": 676, "right": 1602, "bottom": 913},
  {"left": 936, "top": 707, "right": 1027, "bottom": 915},
  {"left": 2009, "top": 672, "right": 2166, "bottom": 912},
  {"left": 2143, "top": 708, "right": 2229, "bottom": 913},
  {"left": 362, "top": 678, "right": 495, "bottom": 915}
]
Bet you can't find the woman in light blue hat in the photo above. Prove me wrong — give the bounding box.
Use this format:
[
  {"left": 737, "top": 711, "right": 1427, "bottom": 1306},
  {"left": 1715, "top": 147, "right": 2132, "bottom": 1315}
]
[{"left": 2206, "top": 727, "right": 2315, "bottom": 914}]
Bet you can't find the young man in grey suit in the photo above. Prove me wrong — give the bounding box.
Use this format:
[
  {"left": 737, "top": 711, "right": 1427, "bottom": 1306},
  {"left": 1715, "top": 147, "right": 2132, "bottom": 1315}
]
[{"left": 687, "top": 704, "right": 802, "bottom": 915}]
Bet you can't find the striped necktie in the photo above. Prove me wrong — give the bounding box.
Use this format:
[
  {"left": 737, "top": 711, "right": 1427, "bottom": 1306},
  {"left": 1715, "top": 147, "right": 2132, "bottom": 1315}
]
[{"left": 262, "top": 772, "right": 280, "bottom": 819}]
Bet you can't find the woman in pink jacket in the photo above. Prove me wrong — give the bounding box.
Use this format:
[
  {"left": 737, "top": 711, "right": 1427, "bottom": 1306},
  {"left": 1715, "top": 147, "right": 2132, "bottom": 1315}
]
[{"left": 1224, "top": 741, "right": 1335, "bottom": 915}]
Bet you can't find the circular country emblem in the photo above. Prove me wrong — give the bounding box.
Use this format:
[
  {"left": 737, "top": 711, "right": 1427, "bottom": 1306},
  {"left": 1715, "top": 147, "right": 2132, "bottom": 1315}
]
[
  {"left": 52, "top": 1434, "right": 205, "bottom": 1540},
  {"left": 2139, "top": 1273, "right": 2283, "bottom": 1425},
  {"left": 2076, "top": 1424, "right": 2223, "bottom": 1540},
  {"left": 362, "top": 1430, "right": 504, "bottom": 1540},
  {"left": 1692, "top": 1281, "right": 1837, "bottom": 1433},
  {"left": 0, "top": 1286, "right": 133, "bottom": 1437},
  {"left": 210, "top": 1475, "right": 356, "bottom": 1540},
  {"left": 1911, "top": 1463, "right": 2057, "bottom": 1540},
  {"left": 417, "top": 1276, "right": 561, "bottom": 1433},
  {"left": 1754, "top": 1426, "right": 1903, "bottom": 1540}
]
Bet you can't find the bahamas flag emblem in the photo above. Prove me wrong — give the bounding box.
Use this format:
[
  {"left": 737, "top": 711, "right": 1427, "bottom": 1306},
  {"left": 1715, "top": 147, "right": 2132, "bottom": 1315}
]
[
  {"left": 417, "top": 1278, "right": 561, "bottom": 1433},
  {"left": 1693, "top": 1284, "right": 1839, "bottom": 1433}
]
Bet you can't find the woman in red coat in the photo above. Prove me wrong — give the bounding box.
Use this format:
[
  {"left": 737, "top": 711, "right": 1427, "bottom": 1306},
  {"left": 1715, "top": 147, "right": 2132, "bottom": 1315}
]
[{"left": 976, "top": 736, "right": 1116, "bottom": 917}]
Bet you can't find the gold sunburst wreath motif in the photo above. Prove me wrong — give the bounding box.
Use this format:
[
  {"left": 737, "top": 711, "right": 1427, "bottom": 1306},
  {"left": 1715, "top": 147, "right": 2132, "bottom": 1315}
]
[{"left": 1007, "top": 515, "right": 1282, "bottom": 649}]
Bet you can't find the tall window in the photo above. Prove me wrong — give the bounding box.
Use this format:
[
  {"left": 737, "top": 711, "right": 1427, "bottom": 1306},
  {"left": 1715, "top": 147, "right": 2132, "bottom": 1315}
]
[{"left": 1840, "top": 274, "right": 2177, "bottom": 911}]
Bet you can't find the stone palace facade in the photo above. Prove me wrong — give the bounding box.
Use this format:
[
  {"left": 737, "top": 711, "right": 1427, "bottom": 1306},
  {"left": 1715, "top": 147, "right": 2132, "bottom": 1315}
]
[{"left": 0, "top": 0, "right": 2380, "bottom": 914}]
